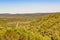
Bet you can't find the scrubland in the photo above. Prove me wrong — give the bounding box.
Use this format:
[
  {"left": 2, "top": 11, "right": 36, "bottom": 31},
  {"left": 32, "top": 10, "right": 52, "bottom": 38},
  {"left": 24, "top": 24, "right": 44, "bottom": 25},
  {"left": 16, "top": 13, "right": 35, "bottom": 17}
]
[{"left": 0, "top": 13, "right": 60, "bottom": 40}]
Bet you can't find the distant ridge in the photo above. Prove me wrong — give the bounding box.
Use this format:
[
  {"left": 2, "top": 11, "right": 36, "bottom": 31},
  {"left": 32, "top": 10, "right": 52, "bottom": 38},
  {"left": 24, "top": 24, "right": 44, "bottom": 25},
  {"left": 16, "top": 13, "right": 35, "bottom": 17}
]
[{"left": 0, "top": 12, "right": 59, "bottom": 18}]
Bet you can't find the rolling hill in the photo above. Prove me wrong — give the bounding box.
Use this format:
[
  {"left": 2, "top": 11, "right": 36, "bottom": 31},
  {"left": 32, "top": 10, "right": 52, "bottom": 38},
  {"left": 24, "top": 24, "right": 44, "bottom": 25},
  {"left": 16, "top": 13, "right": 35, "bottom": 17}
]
[{"left": 0, "top": 13, "right": 60, "bottom": 40}]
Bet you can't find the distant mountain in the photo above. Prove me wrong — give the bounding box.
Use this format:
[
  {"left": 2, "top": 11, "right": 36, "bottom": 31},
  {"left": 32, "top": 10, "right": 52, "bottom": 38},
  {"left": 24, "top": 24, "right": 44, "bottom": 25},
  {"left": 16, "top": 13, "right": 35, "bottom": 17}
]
[{"left": 0, "top": 12, "right": 59, "bottom": 18}]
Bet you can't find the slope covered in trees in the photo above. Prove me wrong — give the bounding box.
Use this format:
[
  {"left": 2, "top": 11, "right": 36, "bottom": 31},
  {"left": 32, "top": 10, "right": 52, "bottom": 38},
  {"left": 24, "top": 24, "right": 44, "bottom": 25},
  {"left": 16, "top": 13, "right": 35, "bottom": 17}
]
[{"left": 0, "top": 13, "right": 60, "bottom": 40}]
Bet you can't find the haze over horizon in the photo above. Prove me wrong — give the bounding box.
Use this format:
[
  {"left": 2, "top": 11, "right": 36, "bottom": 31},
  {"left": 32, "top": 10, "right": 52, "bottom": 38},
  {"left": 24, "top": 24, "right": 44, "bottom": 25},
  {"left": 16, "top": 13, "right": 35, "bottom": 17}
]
[{"left": 0, "top": 0, "right": 60, "bottom": 14}]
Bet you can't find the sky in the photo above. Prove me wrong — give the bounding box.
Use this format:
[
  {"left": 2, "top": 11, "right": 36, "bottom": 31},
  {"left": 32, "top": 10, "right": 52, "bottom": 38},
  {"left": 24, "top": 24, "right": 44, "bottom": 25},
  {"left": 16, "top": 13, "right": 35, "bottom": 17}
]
[{"left": 0, "top": 0, "right": 60, "bottom": 14}]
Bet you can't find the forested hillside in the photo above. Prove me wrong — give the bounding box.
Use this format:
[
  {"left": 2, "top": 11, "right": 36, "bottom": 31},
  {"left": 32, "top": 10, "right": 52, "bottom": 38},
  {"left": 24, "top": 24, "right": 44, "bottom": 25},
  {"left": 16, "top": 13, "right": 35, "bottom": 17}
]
[{"left": 0, "top": 13, "right": 60, "bottom": 40}]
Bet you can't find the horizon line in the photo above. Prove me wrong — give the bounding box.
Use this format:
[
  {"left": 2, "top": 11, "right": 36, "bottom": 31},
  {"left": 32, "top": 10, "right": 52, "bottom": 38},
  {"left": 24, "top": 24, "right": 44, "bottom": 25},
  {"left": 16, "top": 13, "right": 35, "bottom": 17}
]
[{"left": 0, "top": 12, "right": 60, "bottom": 14}]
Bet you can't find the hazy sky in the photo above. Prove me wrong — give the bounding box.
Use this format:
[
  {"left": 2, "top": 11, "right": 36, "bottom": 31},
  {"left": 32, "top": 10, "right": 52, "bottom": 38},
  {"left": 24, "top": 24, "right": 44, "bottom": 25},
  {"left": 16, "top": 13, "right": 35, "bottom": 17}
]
[{"left": 0, "top": 0, "right": 60, "bottom": 13}]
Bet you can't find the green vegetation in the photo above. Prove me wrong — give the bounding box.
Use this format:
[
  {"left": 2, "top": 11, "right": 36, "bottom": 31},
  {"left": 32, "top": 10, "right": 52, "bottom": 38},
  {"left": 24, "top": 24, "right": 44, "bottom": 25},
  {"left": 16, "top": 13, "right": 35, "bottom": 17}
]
[{"left": 0, "top": 14, "right": 60, "bottom": 40}]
